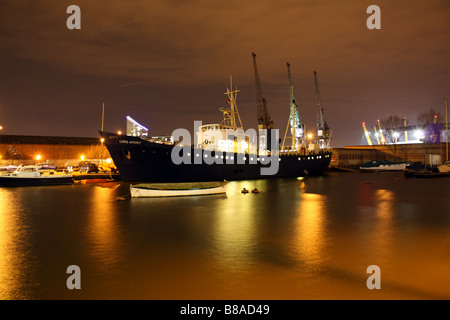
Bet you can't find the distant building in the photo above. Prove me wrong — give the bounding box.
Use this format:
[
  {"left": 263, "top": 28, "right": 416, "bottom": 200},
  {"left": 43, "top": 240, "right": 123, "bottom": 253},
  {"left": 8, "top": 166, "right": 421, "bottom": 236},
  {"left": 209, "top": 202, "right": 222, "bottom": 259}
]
[
  {"left": 126, "top": 116, "right": 148, "bottom": 137},
  {"left": 331, "top": 142, "right": 447, "bottom": 168},
  {"left": 0, "top": 134, "right": 109, "bottom": 165}
]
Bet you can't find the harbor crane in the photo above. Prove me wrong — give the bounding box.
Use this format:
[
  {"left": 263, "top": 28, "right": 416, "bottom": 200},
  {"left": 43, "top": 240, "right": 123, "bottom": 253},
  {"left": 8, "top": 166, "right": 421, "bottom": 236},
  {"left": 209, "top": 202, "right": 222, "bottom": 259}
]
[
  {"left": 404, "top": 117, "right": 408, "bottom": 142},
  {"left": 362, "top": 122, "right": 372, "bottom": 145},
  {"left": 374, "top": 126, "right": 381, "bottom": 144},
  {"left": 282, "top": 62, "right": 304, "bottom": 151},
  {"left": 314, "top": 71, "right": 331, "bottom": 149},
  {"left": 377, "top": 119, "right": 386, "bottom": 144},
  {"left": 252, "top": 52, "right": 273, "bottom": 130}
]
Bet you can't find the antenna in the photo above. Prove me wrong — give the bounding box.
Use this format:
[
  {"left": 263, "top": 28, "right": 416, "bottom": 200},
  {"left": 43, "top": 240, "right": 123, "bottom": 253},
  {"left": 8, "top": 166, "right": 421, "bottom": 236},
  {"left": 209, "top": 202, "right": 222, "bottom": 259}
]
[{"left": 101, "top": 102, "right": 105, "bottom": 131}]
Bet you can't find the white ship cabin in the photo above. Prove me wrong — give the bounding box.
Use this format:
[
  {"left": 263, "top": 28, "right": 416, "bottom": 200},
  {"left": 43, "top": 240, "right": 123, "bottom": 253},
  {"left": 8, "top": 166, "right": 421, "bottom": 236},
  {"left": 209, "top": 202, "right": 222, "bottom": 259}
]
[
  {"left": 196, "top": 124, "right": 257, "bottom": 154},
  {"left": 12, "top": 166, "right": 41, "bottom": 177}
]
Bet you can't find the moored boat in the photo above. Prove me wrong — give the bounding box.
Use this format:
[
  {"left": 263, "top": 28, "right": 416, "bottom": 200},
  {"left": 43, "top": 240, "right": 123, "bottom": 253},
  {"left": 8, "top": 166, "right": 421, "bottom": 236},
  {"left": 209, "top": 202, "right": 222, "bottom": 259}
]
[
  {"left": 360, "top": 160, "right": 407, "bottom": 171},
  {"left": 0, "top": 165, "right": 73, "bottom": 187},
  {"left": 438, "top": 161, "right": 450, "bottom": 173},
  {"left": 130, "top": 181, "right": 228, "bottom": 198}
]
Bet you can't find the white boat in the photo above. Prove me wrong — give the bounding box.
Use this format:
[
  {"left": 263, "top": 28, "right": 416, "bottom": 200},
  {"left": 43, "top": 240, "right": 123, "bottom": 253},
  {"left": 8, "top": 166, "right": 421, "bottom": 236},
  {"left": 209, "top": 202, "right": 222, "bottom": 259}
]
[
  {"left": 438, "top": 161, "right": 450, "bottom": 173},
  {"left": 0, "top": 165, "right": 73, "bottom": 187},
  {"left": 130, "top": 181, "right": 228, "bottom": 198},
  {"left": 360, "top": 160, "right": 407, "bottom": 171}
]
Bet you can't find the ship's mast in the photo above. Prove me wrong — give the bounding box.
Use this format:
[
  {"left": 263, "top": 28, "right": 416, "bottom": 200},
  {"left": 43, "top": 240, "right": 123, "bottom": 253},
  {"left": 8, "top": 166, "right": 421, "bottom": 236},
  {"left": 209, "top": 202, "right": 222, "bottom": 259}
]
[
  {"left": 314, "top": 70, "right": 331, "bottom": 149},
  {"left": 282, "top": 62, "right": 304, "bottom": 150},
  {"left": 220, "top": 76, "right": 243, "bottom": 129}
]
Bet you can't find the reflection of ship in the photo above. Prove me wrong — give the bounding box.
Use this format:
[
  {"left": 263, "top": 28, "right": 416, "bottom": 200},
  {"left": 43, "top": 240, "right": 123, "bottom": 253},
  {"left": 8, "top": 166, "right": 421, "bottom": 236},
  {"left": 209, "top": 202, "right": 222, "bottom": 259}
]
[{"left": 102, "top": 77, "right": 331, "bottom": 183}]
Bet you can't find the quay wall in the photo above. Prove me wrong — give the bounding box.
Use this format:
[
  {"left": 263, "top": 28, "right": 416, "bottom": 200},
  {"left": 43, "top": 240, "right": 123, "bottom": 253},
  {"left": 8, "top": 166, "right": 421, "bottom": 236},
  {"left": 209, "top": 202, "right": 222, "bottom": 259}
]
[{"left": 331, "top": 142, "right": 447, "bottom": 168}]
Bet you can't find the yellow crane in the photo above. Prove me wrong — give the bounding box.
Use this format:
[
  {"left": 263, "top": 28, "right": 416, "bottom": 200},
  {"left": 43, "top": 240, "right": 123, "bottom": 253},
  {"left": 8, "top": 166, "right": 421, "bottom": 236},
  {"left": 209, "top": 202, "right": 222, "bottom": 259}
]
[
  {"left": 362, "top": 122, "right": 372, "bottom": 145},
  {"left": 374, "top": 126, "right": 380, "bottom": 144},
  {"left": 404, "top": 117, "right": 408, "bottom": 142},
  {"left": 377, "top": 119, "right": 385, "bottom": 144}
]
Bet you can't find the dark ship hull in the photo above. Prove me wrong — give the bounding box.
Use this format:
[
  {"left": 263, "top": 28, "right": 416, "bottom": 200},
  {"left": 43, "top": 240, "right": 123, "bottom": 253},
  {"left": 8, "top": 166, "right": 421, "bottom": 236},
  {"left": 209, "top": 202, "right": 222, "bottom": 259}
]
[{"left": 101, "top": 132, "right": 331, "bottom": 183}]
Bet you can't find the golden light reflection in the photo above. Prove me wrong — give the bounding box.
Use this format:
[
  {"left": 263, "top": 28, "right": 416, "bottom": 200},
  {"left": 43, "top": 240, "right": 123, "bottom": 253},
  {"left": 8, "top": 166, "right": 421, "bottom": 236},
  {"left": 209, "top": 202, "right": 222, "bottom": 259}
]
[
  {"left": 0, "top": 189, "right": 30, "bottom": 299},
  {"left": 87, "top": 186, "right": 125, "bottom": 274},
  {"left": 294, "top": 193, "right": 327, "bottom": 267},
  {"left": 212, "top": 181, "right": 263, "bottom": 272},
  {"left": 373, "top": 189, "right": 395, "bottom": 260}
]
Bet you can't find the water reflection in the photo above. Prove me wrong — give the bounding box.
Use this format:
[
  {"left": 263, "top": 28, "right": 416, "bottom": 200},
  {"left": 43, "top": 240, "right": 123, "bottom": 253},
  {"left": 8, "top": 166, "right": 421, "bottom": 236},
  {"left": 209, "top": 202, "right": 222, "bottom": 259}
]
[
  {"left": 86, "top": 186, "right": 126, "bottom": 274},
  {"left": 293, "top": 192, "right": 328, "bottom": 268},
  {"left": 373, "top": 189, "right": 395, "bottom": 261},
  {"left": 212, "top": 181, "right": 259, "bottom": 272},
  {"left": 0, "top": 189, "right": 33, "bottom": 299}
]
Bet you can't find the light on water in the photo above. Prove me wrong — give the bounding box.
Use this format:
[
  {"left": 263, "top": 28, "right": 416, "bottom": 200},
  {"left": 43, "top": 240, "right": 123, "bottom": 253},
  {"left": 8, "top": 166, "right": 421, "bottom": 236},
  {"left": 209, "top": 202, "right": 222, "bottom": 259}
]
[{"left": 0, "top": 172, "right": 449, "bottom": 299}]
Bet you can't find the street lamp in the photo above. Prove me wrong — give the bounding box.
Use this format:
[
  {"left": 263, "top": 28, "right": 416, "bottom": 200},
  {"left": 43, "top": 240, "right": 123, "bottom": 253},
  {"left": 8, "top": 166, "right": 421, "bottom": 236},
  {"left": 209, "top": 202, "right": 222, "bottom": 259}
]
[
  {"left": 307, "top": 133, "right": 313, "bottom": 151},
  {"left": 393, "top": 131, "right": 400, "bottom": 143},
  {"left": 414, "top": 130, "right": 424, "bottom": 141}
]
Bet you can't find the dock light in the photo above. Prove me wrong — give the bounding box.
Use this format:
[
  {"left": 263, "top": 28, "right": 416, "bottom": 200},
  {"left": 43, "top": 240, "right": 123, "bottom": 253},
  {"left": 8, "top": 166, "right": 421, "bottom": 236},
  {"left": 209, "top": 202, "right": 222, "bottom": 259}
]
[
  {"left": 81, "top": 155, "right": 85, "bottom": 161},
  {"left": 36, "top": 155, "right": 41, "bottom": 161},
  {"left": 117, "top": 130, "right": 122, "bottom": 135}
]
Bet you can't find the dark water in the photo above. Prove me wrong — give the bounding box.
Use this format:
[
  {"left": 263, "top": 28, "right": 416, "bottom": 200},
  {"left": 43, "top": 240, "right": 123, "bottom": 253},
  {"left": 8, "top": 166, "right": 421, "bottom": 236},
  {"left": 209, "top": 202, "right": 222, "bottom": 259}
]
[{"left": 1, "top": 172, "right": 449, "bottom": 300}]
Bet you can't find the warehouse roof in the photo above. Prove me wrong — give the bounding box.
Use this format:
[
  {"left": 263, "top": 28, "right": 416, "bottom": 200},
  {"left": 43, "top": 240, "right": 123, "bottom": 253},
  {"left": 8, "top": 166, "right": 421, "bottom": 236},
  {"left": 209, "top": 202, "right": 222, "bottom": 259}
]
[{"left": 0, "top": 135, "right": 101, "bottom": 145}]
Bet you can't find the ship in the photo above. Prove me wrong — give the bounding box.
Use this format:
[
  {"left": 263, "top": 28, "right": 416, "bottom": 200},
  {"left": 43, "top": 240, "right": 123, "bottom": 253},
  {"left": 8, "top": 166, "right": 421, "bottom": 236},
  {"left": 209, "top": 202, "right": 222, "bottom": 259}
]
[{"left": 101, "top": 75, "right": 332, "bottom": 183}]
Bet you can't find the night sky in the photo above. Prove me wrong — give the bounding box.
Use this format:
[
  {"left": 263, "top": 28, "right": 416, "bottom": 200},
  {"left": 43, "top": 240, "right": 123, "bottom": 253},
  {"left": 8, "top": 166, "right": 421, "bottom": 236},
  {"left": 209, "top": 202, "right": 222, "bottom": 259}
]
[{"left": 0, "top": 0, "right": 449, "bottom": 147}]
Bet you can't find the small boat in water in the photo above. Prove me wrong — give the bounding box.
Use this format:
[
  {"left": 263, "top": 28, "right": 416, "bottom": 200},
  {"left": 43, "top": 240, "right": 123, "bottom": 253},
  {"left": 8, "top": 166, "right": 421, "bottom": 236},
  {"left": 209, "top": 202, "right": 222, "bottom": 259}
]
[
  {"left": 130, "top": 181, "right": 228, "bottom": 198},
  {"left": 0, "top": 165, "right": 74, "bottom": 187},
  {"left": 438, "top": 161, "right": 450, "bottom": 173},
  {"left": 360, "top": 160, "right": 407, "bottom": 172}
]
